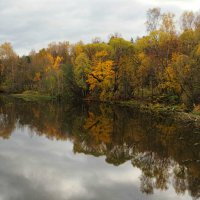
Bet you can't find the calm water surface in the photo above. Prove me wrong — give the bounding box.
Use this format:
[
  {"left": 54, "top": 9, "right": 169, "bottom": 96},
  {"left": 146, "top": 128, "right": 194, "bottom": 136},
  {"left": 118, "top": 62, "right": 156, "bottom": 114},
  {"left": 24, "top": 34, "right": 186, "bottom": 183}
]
[{"left": 0, "top": 96, "right": 200, "bottom": 200}]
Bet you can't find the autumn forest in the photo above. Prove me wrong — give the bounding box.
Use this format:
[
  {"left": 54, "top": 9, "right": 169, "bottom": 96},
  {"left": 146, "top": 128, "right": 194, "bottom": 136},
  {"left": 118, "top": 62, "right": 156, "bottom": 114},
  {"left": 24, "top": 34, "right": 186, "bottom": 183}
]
[{"left": 1, "top": 8, "right": 200, "bottom": 110}]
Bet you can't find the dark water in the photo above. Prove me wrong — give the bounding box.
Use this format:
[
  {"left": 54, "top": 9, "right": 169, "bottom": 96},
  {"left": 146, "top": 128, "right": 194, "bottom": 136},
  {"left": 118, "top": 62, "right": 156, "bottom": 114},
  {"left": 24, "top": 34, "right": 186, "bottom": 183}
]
[{"left": 0, "top": 96, "right": 200, "bottom": 200}]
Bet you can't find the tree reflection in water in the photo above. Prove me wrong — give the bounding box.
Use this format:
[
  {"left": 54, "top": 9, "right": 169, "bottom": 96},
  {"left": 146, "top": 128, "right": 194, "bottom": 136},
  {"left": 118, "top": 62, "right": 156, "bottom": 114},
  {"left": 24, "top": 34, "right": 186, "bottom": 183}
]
[{"left": 0, "top": 96, "right": 200, "bottom": 199}]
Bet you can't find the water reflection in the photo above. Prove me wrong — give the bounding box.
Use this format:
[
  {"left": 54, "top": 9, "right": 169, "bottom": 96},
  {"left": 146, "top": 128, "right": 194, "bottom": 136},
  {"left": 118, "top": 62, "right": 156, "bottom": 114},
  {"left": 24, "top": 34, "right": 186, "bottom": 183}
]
[{"left": 0, "top": 96, "right": 200, "bottom": 200}]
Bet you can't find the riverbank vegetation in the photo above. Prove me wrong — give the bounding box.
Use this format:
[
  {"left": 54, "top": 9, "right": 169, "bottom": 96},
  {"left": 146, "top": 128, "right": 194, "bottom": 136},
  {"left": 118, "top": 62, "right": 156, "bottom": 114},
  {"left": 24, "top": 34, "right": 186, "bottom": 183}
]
[
  {"left": 1, "top": 8, "right": 200, "bottom": 111},
  {"left": 11, "top": 90, "right": 54, "bottom": 101}
]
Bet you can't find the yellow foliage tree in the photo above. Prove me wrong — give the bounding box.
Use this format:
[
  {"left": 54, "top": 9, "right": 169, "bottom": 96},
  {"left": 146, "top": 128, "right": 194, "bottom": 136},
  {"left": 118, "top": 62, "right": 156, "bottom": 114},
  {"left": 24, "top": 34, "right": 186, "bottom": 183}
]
[{"left": 87, "top": 51, "right": 114, "bottom": 100}]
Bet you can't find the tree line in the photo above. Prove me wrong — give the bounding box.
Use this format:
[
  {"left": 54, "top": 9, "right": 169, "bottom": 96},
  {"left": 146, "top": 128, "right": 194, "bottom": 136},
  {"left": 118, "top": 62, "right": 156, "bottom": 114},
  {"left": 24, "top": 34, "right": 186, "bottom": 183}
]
[{"left": 1, "top": 8, "right": 200, "bottom": 109}]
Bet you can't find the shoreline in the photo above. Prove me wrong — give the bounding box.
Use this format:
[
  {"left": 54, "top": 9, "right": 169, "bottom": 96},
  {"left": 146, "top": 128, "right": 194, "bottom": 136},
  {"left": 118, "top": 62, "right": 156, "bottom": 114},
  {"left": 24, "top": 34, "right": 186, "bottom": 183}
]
[
  {"left": 84, "top": 98, "right": 200, "bottom": 127},
  {"left": 2, "top": 93, "right": 200, "bottom": 127}
]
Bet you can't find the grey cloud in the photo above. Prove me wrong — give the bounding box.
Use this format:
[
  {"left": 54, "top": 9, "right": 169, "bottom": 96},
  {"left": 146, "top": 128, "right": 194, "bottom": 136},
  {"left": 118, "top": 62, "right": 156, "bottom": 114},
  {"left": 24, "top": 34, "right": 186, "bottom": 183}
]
[{"left": 0, "top": 0, "right": 199, "bottom": 55}]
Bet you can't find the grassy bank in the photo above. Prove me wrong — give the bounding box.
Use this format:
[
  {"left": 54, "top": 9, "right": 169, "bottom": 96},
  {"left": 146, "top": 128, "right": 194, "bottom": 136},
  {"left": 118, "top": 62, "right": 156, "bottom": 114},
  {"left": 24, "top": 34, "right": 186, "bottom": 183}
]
[
  {"left": 84, "top": 98, "right": 200, "bottom": 126},
  {"left": 85, "top": 98, "right": 184, "bottom": 113},
  {"left": 118, "top": 100, "right": 200, "bottom": 126},
  {"left": 9, "top": 92, "right": 200, "bottom": 125},
  {"left": 11, "top": 91, "right": 55, "bottom": 101}
]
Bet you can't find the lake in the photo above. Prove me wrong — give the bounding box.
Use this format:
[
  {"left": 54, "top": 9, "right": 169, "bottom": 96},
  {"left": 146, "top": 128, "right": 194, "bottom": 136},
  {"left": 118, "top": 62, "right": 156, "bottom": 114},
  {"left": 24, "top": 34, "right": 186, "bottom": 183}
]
[{"left": 0, "top": 96, "right": 199, "bottom": 200}]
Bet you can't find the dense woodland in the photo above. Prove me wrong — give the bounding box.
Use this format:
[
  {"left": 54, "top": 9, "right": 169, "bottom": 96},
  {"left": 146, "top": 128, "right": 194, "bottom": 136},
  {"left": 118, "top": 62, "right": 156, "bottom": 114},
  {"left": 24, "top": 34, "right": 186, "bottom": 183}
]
[{"left": 1, "top": 8, "right": 200, "bottom": 109}]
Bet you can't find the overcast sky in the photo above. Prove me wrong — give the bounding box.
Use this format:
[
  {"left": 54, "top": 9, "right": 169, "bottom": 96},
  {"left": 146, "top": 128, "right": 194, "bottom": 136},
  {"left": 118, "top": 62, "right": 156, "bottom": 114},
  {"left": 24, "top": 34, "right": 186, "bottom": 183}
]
[{"left": 0, "top": 0, "right": 199, "bottom": 55}]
